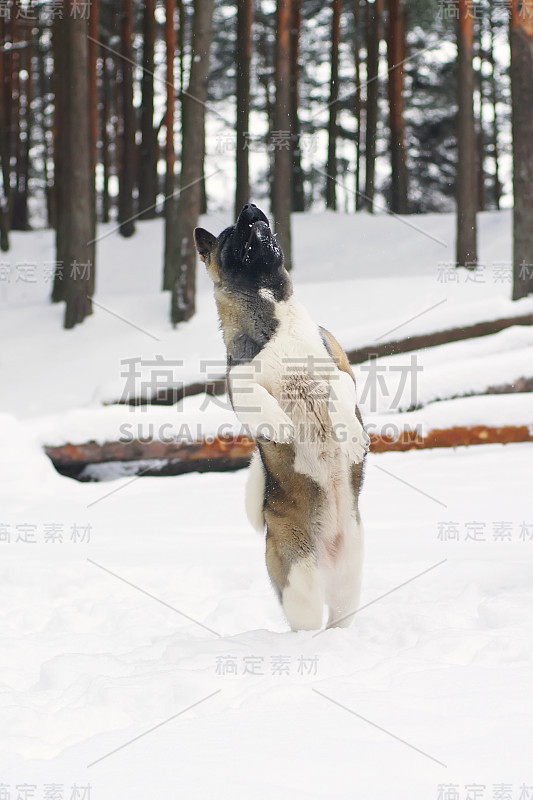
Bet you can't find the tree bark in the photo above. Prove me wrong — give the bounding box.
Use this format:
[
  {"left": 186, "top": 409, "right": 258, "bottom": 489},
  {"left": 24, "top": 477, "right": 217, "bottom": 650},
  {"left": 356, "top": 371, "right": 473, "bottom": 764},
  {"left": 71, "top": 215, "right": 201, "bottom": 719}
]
[
  {"left": 178, "top": 0, "right": 185, "bottom": 96},
  {"left": 272, "top": 0, "right": 293, "bottom": 270},
  {"left": 290, "top": 0, "right": 305, "bottom": 212},
  {"left": 59, "top": 1, "right": 96, "bottom": 329},
  {"left": 36, "top": 7, "right": 54, "bottom": 229},
  {"left": 488, "top": 0, "right": 501, "bottom": 210},
  {"left": 52, "top": 9, "right": 68, "bottom": 301},
  {"left": 118, "top": 0, "right": 136, "bottom": 238},
  {"left": 101, "top": 39, "right": 111, "bottom": 224},
  {"left": 387, "top": 0, "right": 408, "bottom": 214},
  {"left": 10, "top": 13, "right": 28, "bottom": 232},
  {"left": 326, "top": 0, "right": 342, "bottom": 210},
  {"left": 139, "top": 0, "right": 158, "bottom": 219},
  {"left": 510, "top": 0, "right": 533, "bottom": 299},
  {"left": 364, "top": 0, "right": 382, "bottom": 212},
  {"left": 475, "top": 5, "right": 485, "bottom": 212},
  {"left": 455, "top": 0, "right": 478, "bottom": 267},
  {"left": 257, "top": 19, "right": 275, "bottom": 210},
  {"left": 0, "top": 15, "right": 11, "bottom": 249},
  {"left": 200, "top": 134, "right": 208, "bottom": 214},
  {"left": 235, "top": 0, "right": 253, "bottom": 216},
  {"left": 112, "top": 14, "right": 122, "bottom": 223},
  {"left": 88, "top": 0, "right": 99, "bottom": 265},
  {"left": 171, "top": 0, "right": 215, "bottom": 323},
  {"left": 163, "top": 0, "right": 178, "bottom": 291},
  {"left": 352, "top": 0, "right": 363, "bottom": 212}
]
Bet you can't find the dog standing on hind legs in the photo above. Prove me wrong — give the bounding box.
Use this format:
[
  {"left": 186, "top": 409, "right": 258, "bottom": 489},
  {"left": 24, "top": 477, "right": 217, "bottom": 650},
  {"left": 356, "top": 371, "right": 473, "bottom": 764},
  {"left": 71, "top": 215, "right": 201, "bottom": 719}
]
[{"left": 194, "top": 204, "right": 369, "bottom": 631}]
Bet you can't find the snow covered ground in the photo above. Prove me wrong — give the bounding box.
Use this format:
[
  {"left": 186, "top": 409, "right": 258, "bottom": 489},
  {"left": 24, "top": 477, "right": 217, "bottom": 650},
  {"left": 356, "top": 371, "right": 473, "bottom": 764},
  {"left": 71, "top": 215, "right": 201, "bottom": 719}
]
[
  {"left": 1, "top": 209, "right": 533, "bottom": 797},
  {"left": 1, "top": 415, "right": 532, "bottom": 798}
]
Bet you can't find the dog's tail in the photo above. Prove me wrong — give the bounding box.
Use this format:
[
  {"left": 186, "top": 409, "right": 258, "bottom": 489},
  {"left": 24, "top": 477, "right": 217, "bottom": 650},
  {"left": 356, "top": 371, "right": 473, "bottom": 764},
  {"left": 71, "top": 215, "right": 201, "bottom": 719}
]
[{"left": 245, "top": 450, "right": 266, "bottom": 532}]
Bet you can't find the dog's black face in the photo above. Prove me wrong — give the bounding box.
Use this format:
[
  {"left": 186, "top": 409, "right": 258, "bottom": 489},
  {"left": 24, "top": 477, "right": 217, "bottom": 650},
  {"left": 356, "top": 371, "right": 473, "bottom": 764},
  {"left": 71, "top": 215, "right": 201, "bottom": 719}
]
[{"left": 194, "top": 204, "right": 291, "bottom": 301}]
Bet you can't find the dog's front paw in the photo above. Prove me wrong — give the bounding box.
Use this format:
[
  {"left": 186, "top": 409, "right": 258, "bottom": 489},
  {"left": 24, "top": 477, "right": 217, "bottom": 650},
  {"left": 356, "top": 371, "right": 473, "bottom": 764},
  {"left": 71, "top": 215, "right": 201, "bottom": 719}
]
[
  {"left": 338, "top": 421, "right": 370, "bottom": 463},
  {"left": 255, "top": 419, "right": 295, "bottom": 444}
]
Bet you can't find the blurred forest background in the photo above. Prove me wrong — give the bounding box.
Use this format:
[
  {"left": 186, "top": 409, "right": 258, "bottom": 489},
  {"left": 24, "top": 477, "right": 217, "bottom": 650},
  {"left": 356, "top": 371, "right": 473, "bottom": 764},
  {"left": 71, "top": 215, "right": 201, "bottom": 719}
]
[{"left": 0, "top": 0, "right": 532, "bottom": 328}]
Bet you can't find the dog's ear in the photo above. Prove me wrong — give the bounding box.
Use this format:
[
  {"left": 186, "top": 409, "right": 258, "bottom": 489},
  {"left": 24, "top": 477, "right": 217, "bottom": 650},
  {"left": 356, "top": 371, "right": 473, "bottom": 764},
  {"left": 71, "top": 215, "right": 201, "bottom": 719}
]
[{"left": 194, "top": 228, "right": 217, "bottom": 263}]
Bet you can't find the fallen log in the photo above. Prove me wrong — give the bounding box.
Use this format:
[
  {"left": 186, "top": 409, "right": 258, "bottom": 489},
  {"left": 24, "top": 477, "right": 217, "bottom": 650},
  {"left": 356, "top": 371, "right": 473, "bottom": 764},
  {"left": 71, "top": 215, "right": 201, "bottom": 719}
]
[
  {"left": 45, "top": 425, "right": 533, "bottom": 480},
  {"left": 345, "top": 313, "right": 533, "bottom": 363},
  {"left": 369, "top": 424, "right": 533, "bottom": 452},
  {"left": 109, "top": 316, "right": 533, "bottom": 407},
  {"left": 46, "top": 435, "right": 255, "bottom": 480},
  {"left": 110, "top": 378, "right": 227, "bottom": 407}
]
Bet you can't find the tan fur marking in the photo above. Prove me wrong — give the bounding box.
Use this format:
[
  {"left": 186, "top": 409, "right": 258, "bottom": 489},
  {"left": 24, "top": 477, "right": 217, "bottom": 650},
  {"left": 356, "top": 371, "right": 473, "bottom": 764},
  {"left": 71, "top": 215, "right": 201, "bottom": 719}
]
[
  {"left": 320, "top": 327, "right": 355, "bottom": 382},
  {"left": 259, "top": 440, "right": 322, "bottom": 595},
  {"left": 205, "top": 253, "right": 221, "bottom": 284},
  {"left": 321, "top": 326, "right": 365, "bottom": 429},
  {"left": 213, "top": 288, "right": 243, "bottom": 350}
]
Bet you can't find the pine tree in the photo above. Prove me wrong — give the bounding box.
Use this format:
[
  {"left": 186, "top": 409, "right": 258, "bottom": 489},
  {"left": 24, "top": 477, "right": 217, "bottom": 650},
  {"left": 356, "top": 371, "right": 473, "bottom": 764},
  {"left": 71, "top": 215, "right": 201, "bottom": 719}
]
[
  {"left": 235, "top": 0, "right": 253, "bottom": 216},
  {"left": 272, "top": 0, "right": 293, "bottom": 269},
  {"left": 387, "top": 0, "right": 408, "bottom": 213},
  {"left": 118, "top": 0, "right": 136, "bottom": 238},
  {"left": 171, "top": 0, "right": 215, "bottom": 323},
  {"left": 364, "top": 0, "right": 382, "bottom": 211},
  {"left": 59, "top": 1, "right": 95, "bottom": 329},
  {"left": 455, "top": 0, "right": 478, "bottom": 267},
  {"left": 510, "top": 0, "right": 533, "bottom": 299},
  {"left": 290, "top": 0, "right": 305, "bottom": 211},
  {"left": 163, "top": 0, "right": 178, "bottom": 292},
  {"left": 139, "top": 0, "right": 158, "bottom": 219}
]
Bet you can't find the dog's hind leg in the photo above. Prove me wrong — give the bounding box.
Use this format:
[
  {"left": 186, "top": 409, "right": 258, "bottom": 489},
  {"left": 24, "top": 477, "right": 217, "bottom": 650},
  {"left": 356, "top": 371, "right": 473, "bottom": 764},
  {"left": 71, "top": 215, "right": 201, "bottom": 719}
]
[
  {"left": 281, "top": 558, "right": 325, "bottom": 631},
  {"left": 326, "top": 520, "right": 364, "bottom": 629}
]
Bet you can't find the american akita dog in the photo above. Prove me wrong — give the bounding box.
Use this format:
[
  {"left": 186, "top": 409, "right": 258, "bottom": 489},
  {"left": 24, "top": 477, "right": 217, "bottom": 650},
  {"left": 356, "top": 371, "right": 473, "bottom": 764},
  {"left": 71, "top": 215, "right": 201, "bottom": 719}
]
[{"left": 194, "top": 204, "right": 369, "bottom": 631}]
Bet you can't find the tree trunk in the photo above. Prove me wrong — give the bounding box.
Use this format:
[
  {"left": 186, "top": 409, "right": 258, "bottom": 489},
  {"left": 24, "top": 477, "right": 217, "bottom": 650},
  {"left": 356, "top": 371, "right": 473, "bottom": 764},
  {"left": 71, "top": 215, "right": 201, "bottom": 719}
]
[
  {"left": 178, "top": 0, "right": 185, "bottom": 96},
  {"left": 364, "top": 0, "right": 382, "bottom": 212},
  {"left": 88, "top": 0, "right": 99, "bottom": 265},
  {"left": 510, "top": 0, "right": 533, "bottom": 299},
  {"left": 20, "top": 29, "right": 32, "bottom": 231},
  {"left": 352, "top": 0, "right": 363, "bottom": 212},
  {"left": 60, "top": 1, "right": 96, "bottom": 329},
  {"left": 290, "top": 0, "right": 305, "bottom": 212},
  {"left": 272, "top": 0, "right": 293, "bottom": 270},
  {"left": 235, "top": 0, "right": 253, "bottom": 216},
  {"left": 325, "top": 0, "right": 342, "bottom": 210},
  {"left": 36, "top": 8, "right": 53, "bottom": 229},
  {"left": 139, "top": 0, "right": 158, "bottom": 219},
  {"left": 257, "top": 20, "right": 275, "bottom": 211},
  {"left": 200, "top": 136, "right": 208, "bottom": 214},
  {"left": 171, "top": 0, "right": 215, "bottom": 323},
  {"left": 475, "top": 6, "right": 485, "bottom": 212},
  {"left": 488, "top": 0, "right": 501, "bottom": 210},
  {"left": 455, "top": 0, "right": 478, "bottom": 267},
  {"left": 112, "top": 15, "right": 122, "bottom": 223},
  {"left": 10, "top": 13, "right": 28, "bottom": 232},
  {"left": 14, "top": 15, "right": 31, "bottom": 231},
  {"left": 163, "top": 0, "right": 178, "bottom": 291},
  {"left": 52, "top": 9, "right": 68, "bottom": 301},
  {"left": 118, "top": 0, "right": 136, "bottom": 237},
  {"left": 0, "top": 15, "right": 11, "bottom": 250},
  {"left": 387, "top": 0, "right": 408, "bottom": 214},
  {"left": 101, "top": 39, "right": 111, "bottom": 224}
]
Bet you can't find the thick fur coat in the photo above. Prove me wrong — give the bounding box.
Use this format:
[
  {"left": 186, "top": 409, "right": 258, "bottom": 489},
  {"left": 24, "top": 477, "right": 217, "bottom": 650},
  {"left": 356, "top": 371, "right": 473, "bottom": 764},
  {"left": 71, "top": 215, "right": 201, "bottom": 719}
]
[{"left": 194, "top": 204, "right": 369, "bottom": 631}]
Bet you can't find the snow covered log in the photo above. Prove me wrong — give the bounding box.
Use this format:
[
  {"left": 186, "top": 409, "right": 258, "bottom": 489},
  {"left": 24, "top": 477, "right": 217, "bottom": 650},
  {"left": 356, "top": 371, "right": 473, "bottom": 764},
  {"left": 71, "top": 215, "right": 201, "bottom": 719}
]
[
  {"left": 108, "top": 316, "right": 533, "bottom": 408},
  {"left": 45, "top": 424, "right": 533, "bottom": 480},
  {"left": 346, "top": 312, "right": 533, "bottom": 363},
  {"left": 369, "top": 424, "right": 533, "bottom": 452},
  {"left": 46, "top": 436, "right": 256, "bottom": 480}
]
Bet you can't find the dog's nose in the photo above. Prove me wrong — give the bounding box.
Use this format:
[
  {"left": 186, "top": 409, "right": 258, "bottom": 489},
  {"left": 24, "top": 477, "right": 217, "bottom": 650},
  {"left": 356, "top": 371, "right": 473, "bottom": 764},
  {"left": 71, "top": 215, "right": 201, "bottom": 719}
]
[{"left": 239, "top": 204, "right": 269, "bottom": 227}]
